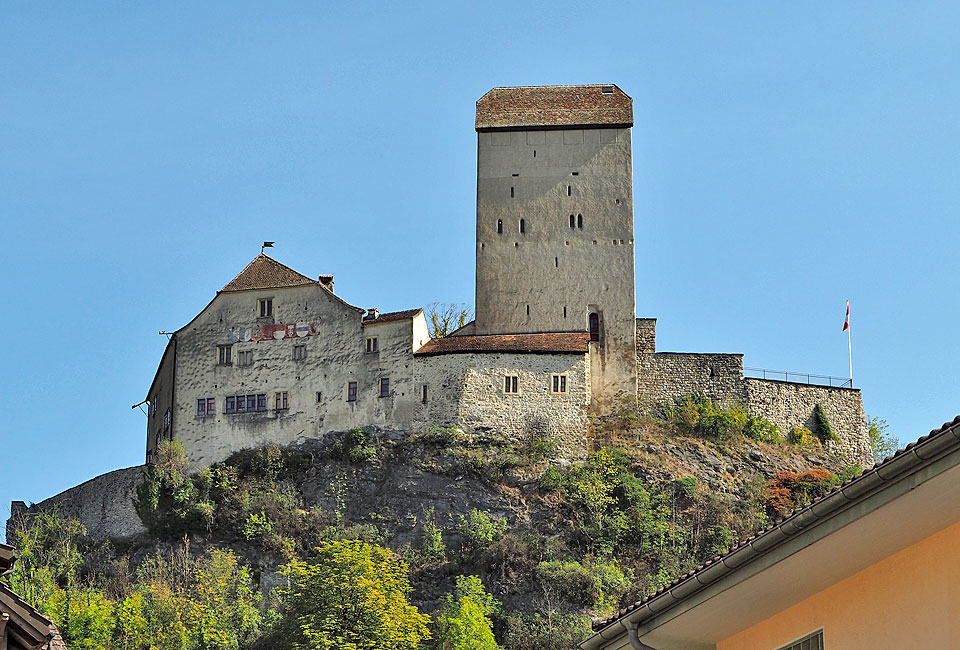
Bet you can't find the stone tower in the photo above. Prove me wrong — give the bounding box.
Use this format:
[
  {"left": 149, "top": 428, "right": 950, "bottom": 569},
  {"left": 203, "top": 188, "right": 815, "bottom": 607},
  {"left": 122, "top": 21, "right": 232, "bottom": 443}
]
[{"left": 473, "top": 85, "right": 637, "bottom": 411}]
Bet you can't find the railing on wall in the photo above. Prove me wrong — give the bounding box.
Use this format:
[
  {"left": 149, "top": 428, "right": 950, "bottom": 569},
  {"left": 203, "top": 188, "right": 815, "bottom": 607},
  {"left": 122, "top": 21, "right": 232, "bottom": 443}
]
[{"left": 744, "top": 367, "right": 853, "bottom": 389}]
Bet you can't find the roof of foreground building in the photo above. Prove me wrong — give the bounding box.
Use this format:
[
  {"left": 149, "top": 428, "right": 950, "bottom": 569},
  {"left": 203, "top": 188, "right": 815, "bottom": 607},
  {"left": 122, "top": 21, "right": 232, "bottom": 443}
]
[{"left": 476, "top": 84, "right": 633, "bottom": 130}]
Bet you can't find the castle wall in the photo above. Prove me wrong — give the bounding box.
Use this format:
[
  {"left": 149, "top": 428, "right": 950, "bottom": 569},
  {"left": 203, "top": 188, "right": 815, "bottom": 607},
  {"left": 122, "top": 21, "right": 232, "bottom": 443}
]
[
  {"left": 416, "top": 352, "right": 589, "bottom": 458},
  {"left": 474, "top": 127, "right": 637, "bottom": 411},
  {"left": 744, "top": 378, "right": 871, "bottom": 467},
  {"left": 8, "top": 467, "right": 147, "bottom": 543},
  {"left": 636, "top": 319, "right": 871, "bottom": 466}
]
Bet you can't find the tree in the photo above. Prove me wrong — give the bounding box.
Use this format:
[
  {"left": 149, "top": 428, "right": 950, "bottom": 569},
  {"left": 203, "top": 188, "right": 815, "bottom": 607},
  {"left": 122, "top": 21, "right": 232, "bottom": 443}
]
[
  {"left": 867, "top": 416, "right": 900, "bottom": 464},
  {"left": 426, "top": 303, "right": 473, "bottom": 338},
  {"left": 275, "top": 540, "right": 430, "bottom": 650},
  {"left": 433, "top": 576, "right": 501, "bottom": 650}
]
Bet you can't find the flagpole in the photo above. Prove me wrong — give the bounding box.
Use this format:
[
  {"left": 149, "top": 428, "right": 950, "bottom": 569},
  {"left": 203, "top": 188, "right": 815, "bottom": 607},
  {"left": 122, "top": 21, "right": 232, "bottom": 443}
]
[{"left": 847, "top": 301, "right": 853, "bottom": 386}]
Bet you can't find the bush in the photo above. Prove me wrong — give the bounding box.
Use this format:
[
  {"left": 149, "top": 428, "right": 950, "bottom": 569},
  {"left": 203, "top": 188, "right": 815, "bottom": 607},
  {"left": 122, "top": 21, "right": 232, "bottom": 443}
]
[
  {"left": 458, "top": 509, "right": 507, "bottom": 553},
  {"left": 420, "top": 424, "right": 461, "bottom": 446},
  {"left": 501, "top": 614, "right": 591, "bottom": 650},
  {"left": 789, "top": 427, "right": 820, "bottom": 448},
  {"left": 537, "top": 558, "right": 631, "bottom": 612},
  {"left": 434, "top": 576, "right": 501, "bottom": 650},
  {"left": 765, "top": 469, "right": 837, "bottom": 515},
  {"left": 814, "top": 404, "right": 838, "bottom": 444},
  {"left": 335, "top": 427, "right": 377, "bottom": 463},
  {"left": 420, "top": 509, "right": 446, "bottom": 563},
  {"left": 661, "top": 395, "right": 780, "bottom": 445}
]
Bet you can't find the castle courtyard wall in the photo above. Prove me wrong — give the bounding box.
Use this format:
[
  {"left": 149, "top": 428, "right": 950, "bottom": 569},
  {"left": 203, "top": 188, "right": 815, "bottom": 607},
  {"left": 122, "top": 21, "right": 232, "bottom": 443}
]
[{"left": 8, "top": 466, "right": 147, "bottom": 543}]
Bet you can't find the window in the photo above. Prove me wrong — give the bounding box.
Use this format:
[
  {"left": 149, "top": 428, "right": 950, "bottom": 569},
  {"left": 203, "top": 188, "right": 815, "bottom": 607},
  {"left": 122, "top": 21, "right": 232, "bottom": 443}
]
[
  {"left": 601, "top": 85, "right": 614, "bottom": 94},
  {"left": 196, "top": 397, "right": 215, "bottom": 417},
  {"left": 316, "top": 391, "right": 323, "bottom": 403},
  {"left": 421, "top": 384, "right": 428, "bottom": 403},
  {"left": 293, "top": 344, "right": 306, "bottom": 361},
  {"left": 151, "top": 398, "right": 157, "bottom": 416},
  {"left": 218, "top": 345, "right": 232, "bottom": 365},
  {"left": 225, "top": 394, "right": 267, "bottom": 414},
  {"left": 275, "top": 391, "right": 289, "bottom": 410},
  {"left": 774, "top": 631, "right": 823, "bottom": 650},
  {"left": 570, "top": 214, "right": 575, "bottom": 228},
  {"left": 366, "top": 337, "right": 379, "bottom": 353},
  {"left": 551, "top": 374, "right": 567, "bottom": 393},
  {"left": 567, "top": 185, "right": 571, "bottom": 196},
  {"left": 379, "top": 378, "right": 390, "bottom": 397},
  {"left": 162, "top": 409, "right": 170, "bottom": 433},
  {"left": 519, "top": 219, "right": 525, "bottom": 233},
  {"left": 503, "top": 375, "right": 519, "bottom": 394},
  {"left": 497, "top": 219, "right": 502, "bottom": 234},
  {"left": 510, "top": 186, "right": 514, "bottom": 198},
  {"left": 347, "top": 381, "right": 358, "bottom": 402},
  {"left": 589, "top": 313, "right": 600, "bottom": 341},
  {"left": 237, "top": 350, "right": 253, "bottom": 366},
  {"left": 577, "top": 214, "right": 583, "bottom": 229},
  {"left": 258, "top": 298, "right": 273, "bottom": 318}
]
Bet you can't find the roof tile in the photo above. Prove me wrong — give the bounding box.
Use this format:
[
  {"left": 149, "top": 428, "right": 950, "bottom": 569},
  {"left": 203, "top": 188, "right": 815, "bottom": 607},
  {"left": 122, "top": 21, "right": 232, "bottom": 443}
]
[
  {"left": 415, "top": 332, "right": 589, "bottom": 356},
  {"left": 363, "top": 308, "right": 423, "bottom": 324},
  {"left": 476, "top": 85, "right": 633, "bottom": 130},
  {"left": 219, "top": 254, "right": 317, "bottom": 293}
]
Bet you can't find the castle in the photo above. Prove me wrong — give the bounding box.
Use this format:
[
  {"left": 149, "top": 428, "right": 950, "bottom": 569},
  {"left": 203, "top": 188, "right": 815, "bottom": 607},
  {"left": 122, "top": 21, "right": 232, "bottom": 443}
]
[{"left": 144, "top": 85, "right": 870, "bottom": 469}]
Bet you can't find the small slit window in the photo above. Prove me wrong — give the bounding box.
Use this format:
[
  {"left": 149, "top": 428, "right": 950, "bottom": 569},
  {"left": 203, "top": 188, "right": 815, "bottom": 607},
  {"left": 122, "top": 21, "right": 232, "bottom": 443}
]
[
  {"left": 510, "top": 186, "right": 514, "bottom": 198},
  {"left": 503, "top": 375, "right": 519, "bottom": 394},
  {"left": 567, "top": 185, "right": 571, "bottom": 196},
  {"left": 589, "top": 313, "right": 600, "bottom": 341},
  {"left": 497, "top": 219, "right": 502, "bottom": 234},
  {"left": 519, "top": 219, "right": 525, "bottom": 233},
  {"left": 577, "top": 214, "right": 583, "bottom": 229},
  {"left": 570, "top": 214, "right": 575, "bottom": 228},
  {"left": 421, "top": 384, "right": 428, "bottom": 403}
]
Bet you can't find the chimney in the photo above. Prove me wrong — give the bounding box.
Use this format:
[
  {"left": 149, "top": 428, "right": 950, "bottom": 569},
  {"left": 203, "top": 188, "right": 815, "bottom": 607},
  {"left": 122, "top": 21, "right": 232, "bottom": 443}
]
[
  {"left": 318, "top": 274, "right": 334, "bottom": 293},
  {"left": 366, "top": 308, "right": 380, "bottom": 320}
]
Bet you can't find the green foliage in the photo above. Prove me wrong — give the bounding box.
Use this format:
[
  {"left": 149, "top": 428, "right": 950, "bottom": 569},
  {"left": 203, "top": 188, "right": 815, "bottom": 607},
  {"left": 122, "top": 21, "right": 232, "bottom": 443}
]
[
  {"left": 788, "top": 427, "right": 820, "bottom": 448},
  {"left": 419, "top": 509, "right": 447, "bottom": 564},
  {"left": 501, "top": 614, "right": 591, "bottom": 650},
  {"left": 4, "top": 511, "right": 263, "bottom": 650},
  {"left": 537, "top": 559, "right": 630, "bottom": 613},
  {"left": 242, "top": 511, "right": 274, "bottom": 541},
  {"left": 673, "top": 476, "right": 698, "bottom": 499},
  {"left": 420, "top": 424, "right": 461, "bottom": 446},
  {"left": 334, "top": 427, "right": 377, "bottom": 464},
  {"left": 661, "top": 395, "right": 781, "bottom": 445},
  {"left": 867, "top": 416, "right": 900, "bottom": 464},
  {"left": 457, "top": 509, "right": 507, "bottom": 553},
  {"left": 273, "top": 540, "right": 430, "bottom": 650},
  {"left": 813, "top": 404, "right": 838, "bottom": 444},
  {"left": 434, "top": 576, "right": 501, "bottom": 650}
]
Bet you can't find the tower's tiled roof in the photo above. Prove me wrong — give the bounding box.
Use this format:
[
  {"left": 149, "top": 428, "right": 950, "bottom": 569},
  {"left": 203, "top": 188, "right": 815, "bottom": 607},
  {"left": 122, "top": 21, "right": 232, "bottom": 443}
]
[
  {"left": 415, "top": 332, "right": 590, "bottom": 356},
  {"left": 219, "top": 254, "right": 317, "bottom": 293},
  {"left": 476, "top": 84, "right": 633, "bottom": 130}
]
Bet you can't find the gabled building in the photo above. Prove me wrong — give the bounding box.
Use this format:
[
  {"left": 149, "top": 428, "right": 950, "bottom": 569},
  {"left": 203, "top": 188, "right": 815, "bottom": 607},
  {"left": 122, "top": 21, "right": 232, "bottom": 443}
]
[{"left": 581, "top": 415, "right": 960, "bottom": 650}]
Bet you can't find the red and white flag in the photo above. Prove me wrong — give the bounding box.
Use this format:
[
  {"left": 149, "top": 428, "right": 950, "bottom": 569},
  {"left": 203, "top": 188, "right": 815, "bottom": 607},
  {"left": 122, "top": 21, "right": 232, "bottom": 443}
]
[{"left": 842, "top": 301, "right": 850, "bottom": 332}]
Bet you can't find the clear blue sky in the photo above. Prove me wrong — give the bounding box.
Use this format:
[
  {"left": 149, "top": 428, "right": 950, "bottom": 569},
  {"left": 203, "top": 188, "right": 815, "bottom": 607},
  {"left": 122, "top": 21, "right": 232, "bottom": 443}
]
[{"left": 3, "top": 2, "right": 959, "bottom": 525}]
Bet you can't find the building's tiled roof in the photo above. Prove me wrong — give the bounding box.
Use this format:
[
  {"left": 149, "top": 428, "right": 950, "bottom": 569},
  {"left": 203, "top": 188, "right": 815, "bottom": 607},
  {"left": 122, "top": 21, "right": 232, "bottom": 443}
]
[
  {"left": 219, "top": 254, "right": 317, "bottom": 293},
  {"left": 49, "top": 624, "right": 69, "bottom": 650},
  {"left": 362, "top": 308, "right": 424, "bottom": 324},
  {"left": 0, "top": 542, "right": 14, "bottom": 573},
  {"left": 415, "top": 332, "right": 590, "bottom": 356},
  {"left": 0, "top": 582, "right": 57, "bottom": 646},
  {"left": 476, "top": 85, "right": 633, "bottom": 130},
  {"left": 590, "top": 414, "right": 960, "bottom": 632}
]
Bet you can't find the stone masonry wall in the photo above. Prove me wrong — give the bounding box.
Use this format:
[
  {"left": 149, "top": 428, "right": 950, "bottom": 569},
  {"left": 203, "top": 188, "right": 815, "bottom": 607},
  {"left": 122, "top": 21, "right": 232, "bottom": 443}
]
[
  {"left": 416, "top": 352, "right": 590, "bottom": 459},
  {"left": 636, "top": 319, "right": 871, "bottom": 466},
  {"left": 744, "top": 379, "right": 871, "bottom": 467},
  {"left": 8, "top": 466, "right": 147, "bottom": 544}
]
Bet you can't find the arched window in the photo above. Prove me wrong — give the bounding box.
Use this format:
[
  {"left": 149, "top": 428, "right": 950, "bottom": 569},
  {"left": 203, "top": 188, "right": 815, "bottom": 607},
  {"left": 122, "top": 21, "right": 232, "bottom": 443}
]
[
  {"left": 519, "top": 219, "right": 525, "bottom": 233},
  {"left": 497, "top": 219, "right": 502, "bottom": 234},
  {"left": 569, "top": 214, "right": 575, "bottom": 228},
  {"left": 589, "top": 313, "right": 600, "bottom": 341},
  {"left": 577, "top": 214, "right": 583, "bottom": 229}
]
